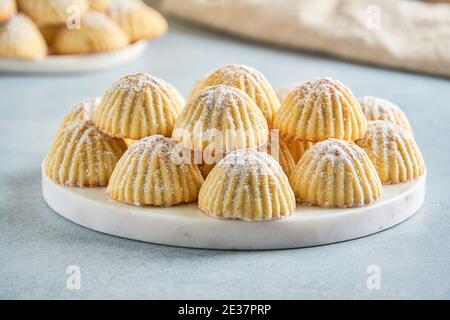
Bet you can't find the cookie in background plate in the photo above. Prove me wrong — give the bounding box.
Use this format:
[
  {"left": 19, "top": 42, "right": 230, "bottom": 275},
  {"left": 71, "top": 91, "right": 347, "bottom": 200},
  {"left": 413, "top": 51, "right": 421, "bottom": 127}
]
[
  {"left": 106, "top": 0, "right": 167, "bottom": 43},
  {"left": 53, "top": 11, "right": 129, "bottom": 54},
  {"left": 0, "top": 14, "right": 48, "bottom": 59}
]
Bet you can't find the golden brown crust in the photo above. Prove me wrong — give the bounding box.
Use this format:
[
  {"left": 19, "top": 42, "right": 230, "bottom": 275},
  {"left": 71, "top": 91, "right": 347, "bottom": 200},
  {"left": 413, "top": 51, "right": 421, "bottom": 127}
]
[{"left": 53, "top": 12, "right": 129, "bottom": 54}]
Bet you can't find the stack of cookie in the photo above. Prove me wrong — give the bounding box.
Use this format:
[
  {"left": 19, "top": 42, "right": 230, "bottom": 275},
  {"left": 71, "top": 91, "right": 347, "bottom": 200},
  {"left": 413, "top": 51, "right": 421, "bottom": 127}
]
[{"left": 0, "top": 0, "right": 167, "bottom": 59}]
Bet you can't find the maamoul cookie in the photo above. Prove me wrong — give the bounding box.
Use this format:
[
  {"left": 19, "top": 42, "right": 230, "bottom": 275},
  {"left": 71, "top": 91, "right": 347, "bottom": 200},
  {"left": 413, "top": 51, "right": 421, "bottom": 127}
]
[
  {"left": 289, "top": 139, "right": 382, "bottom": 208},
  {"left": 198, "top": 149, "right": 296, "bottom": 221},
  {"left": 274, "top": 78, "right": 367, "bottom": 142},
  {"left": 283, "top": 136, "right": 315, "bottom": 163},
  {"left": 107, "top": 136, "right": 204, "bottom": 207},
  {"left": 17, "top": 0, "right": 89, "bottom": 26},
  {"left": 44, "top": 120, "right": 128, "bottom": 187},
  {"left": 173, "top": 85, "right": 268, "bottom": 155},
  {"left": 89, "top": 0, "right": 111, "bottom": 11},
  {"left": 359, "top": 96, "right": 413, "bottom": 133},
  {"left": 56, "top": 97, "right": 101, "bottom": 136},
  {"left": 356, "top": 121, "right": 425, "bottom": 184},
  {"left": 94, "top": 73, "right": 184, "bottom": 140},
  {"left": 0, "top": 0, "right": 16, "bottom": 23},
  {"left": 107, "top": 0, "right": 168, "bottom": 43},
  {"left": 0, "top": 14, "right": 48, "bottom": 60},
  {"left": 189, "top": 64, "right": 280, "bottom": 125},
  {"left": 53, "top": 12, "right": 129, "bottom": 54}
]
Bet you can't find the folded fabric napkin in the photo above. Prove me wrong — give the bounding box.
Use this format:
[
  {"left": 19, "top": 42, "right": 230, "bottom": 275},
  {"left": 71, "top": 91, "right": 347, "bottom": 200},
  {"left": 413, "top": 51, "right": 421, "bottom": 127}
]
[{"left": 158, "top": 0, "right": 450, "bottom": 78}]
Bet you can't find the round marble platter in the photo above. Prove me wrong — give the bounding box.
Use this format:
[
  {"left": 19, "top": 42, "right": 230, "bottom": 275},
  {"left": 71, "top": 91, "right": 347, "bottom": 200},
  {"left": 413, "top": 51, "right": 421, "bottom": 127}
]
[
  {"left": 42, "top": 170, "right": 426, "bottom": 250},
  {"left": 0, "top": 41, "right": 148, "bottom": 74}
]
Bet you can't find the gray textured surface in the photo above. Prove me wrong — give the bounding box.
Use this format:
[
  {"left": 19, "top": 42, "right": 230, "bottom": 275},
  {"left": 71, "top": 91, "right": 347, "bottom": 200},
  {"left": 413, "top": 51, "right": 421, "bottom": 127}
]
[{"left": 0, "top": 20, "right": 449, "bottom": 300}]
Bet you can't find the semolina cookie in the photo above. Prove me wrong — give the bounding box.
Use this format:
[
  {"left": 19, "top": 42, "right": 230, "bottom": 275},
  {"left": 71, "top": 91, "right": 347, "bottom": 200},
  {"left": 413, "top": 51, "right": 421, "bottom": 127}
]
[
  {"left": 356, "top": 121, "right": 425, "bottom": 184},
  {"left": 0, "top": 14, "right": 48, "bottom": 60},
  {"left": 107, "top": 135, "right": 204, "bottom": 206},
  {"left": 53, "top": 11, "right": 129, "bottom": 54},
  {"left": 289, "top": 138, "right": 382, "bottom": 208},
  {"left": 106, "top": 0, "right": 167, "bottom": 43},
  {"left": 274, "top": 77, "right": 367, "bottom": 142},
  {"left": 189, "top": 64, "right": 280, "bottom": 126},
  {"left": 198, "top": 149, "right": 296, "bottom": 221},
  {"left": 359, "top": 96, "right": 413, "bottom": 133},
  {"left": 44, "top": 120, "right": 128, "bottom": 187},
  {"left": 94, "top": 72, "right": 184, "bottom": 140}
]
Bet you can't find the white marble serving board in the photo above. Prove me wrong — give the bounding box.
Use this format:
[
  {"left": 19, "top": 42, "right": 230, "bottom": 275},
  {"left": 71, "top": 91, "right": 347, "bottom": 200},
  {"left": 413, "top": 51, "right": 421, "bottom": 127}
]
[
  {"left": 0, "top": 41, "right": 148, "bottom": 74},
  {"left": 42, "top": 170, "right": 426, "bottom": 250}
]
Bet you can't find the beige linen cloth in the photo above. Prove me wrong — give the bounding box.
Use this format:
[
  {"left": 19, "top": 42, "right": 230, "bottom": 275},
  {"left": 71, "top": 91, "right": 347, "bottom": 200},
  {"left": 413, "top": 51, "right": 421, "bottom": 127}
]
[{"left": 153, "top": 0, "right": 450, "bottom": 78}]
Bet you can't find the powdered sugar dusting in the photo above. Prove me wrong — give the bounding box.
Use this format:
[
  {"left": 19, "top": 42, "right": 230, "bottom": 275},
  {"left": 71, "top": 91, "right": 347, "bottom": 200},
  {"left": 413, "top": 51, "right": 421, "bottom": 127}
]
[
  {"left": 366, "top": 120, "right": 411, "bottom": 140},
  {"left": 212, "top": 64, "right": 258, "bottom": 82},
  {"left": 193, "top": 85, "right": 253, "bottom": 124},
  {"left": 305, "top": 138, "right": 367, "bottom": 163},
  {"left": 64, "top": 120, "right": 113, "bottom": 143},
  {"left": 114, "top": 72, "right": 167, "bottom": 93},
  {"left": 290, "top": 77, "right": 351, "bottom": 106},
  {"left": 129, "top": 135, "right": 176, "bottom": 158},
  {"left": 219, "top": 148, "right": 283, "bottom": 176}
]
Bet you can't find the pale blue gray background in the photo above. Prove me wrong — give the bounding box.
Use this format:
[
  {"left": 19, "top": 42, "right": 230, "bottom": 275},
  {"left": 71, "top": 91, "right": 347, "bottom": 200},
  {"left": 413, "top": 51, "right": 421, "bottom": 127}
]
[{"left": 0, "top": 20, "right": 449, "bottom": 299}]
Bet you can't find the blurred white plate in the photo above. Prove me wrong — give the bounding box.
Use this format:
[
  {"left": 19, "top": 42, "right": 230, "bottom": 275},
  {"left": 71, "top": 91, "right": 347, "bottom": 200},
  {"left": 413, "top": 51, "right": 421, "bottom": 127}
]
[
  {"left": 42, "top": 167, "right": 426, "bottom": 250},
  {"left": 0, "top": 41, "right": 148, "bottom": 74}
]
